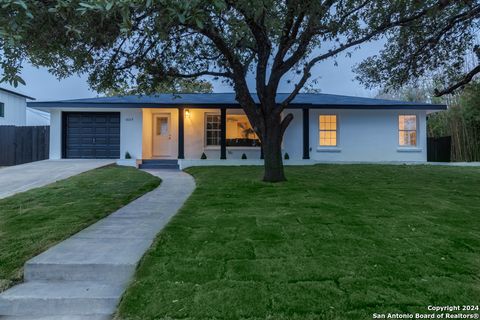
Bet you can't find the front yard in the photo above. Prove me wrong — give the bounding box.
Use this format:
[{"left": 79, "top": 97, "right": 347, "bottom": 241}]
[
  {"left": 0, "top": 165, "right": 160, "bottom": 292},
  {"left": 118, "top": 165, "right": 480, "bottom": 320}
]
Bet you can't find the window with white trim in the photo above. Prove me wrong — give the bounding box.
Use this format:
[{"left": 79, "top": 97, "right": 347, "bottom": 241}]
[
  {"left": 205, "top": 114, "right": 221, "bottom": 146},
  {"left": 319, "top": 115, "right": 337, "bottom": 146},
  {"left": 205, "top": 113, "right": 261, "bottom": 147},
  {"left": 398, "top": 115, "right": 417, "bottom": 146}
]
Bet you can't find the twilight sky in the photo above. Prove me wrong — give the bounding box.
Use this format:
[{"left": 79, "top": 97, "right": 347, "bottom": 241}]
[{"left": 2, "top": 41, "right": 384, "bottom": 102}]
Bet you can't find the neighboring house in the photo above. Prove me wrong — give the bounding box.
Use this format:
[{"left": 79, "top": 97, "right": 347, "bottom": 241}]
[
  {"left": 28, "top": 93, "right": 446, "bottom": 166},
  {"left": 0, "top": 88, "right": 36, "bottom": 126},
  {"left": 0, "top": 89, "right": 51, "bottom": 167},
  {"left": 26, "top": 107, "right": 50, "bottom": 126}
]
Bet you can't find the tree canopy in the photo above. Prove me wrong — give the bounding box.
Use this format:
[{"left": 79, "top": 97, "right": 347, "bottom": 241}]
[
  {"left": 356, "top": 1, "right": 480, "bottom": 97},
  {"left": 103, "top": 78, "right": 213, "bottom": 96},
  {"left": 1, "top": 1, "right": 459, "bottom": 96},
  {"left": 0, "top": 0, "right": 471, "bottom": 181}
]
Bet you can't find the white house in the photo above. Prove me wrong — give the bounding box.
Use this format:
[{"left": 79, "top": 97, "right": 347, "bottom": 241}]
[
  {"left": 28, "top": 93, "right": 446, "bottom": 168},
  {"left": 0, "top": 87, "right": 50, "bottom": 127},
  {"left": 0, "top": 88, "right": 37, "bottom": 126}
]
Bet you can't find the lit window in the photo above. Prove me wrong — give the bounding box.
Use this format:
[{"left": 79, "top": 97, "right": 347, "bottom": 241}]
[
  {"left": 205, "top": 114, "right": 221, "bottom": 146},
  {"left": 319, "top": 115, "right": 337, "bottom": 146},
  {"left": 156, "top": 117, "right": 168, "bottom": 136},
  {"left": 226, "top": 115, "right": 260, "bottom": 147},
  {"left": 0, "top": 102, "right": 4, "bottom": 118},
  {"left": 399, "top": 115, "right": 417, "bottom": 146},
  {"left": 205, "top": 114, "right": 260, "bottom": 147}
]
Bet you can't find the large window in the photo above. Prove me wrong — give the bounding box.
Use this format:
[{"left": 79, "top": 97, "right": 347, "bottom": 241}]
[
  {"left": 226, "top": 115, "right": 260, "bottom": 147},
  {"left": 205, "top": 114, "right": 261, "bottom": 147},
  {"left": 0, "top": 102, "right": 4, "bottom": 118},
  {"left": 319, "top": 115, "right": 337, "bottom": 146},
  {"left": 399, "top": 115, "right": 417, "bottom": 146},
  {"left": 205, "top": 114, "right": 221, "bottom": 146}
]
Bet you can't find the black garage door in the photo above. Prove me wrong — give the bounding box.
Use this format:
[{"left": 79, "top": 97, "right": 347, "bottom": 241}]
[{"left": 63, "top": 112, "right": 120, "bottom": 159}]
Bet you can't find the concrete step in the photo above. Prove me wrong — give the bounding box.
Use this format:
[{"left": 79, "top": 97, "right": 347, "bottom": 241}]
[
  {"left": 140, "top": 159, "right": 179, "bottom": 169},
  {"left": 23, "top": 237, "right": 151, "bottom": 283},
  {"left": 141, "top": 159, "right": 178, "bottom": 164},
  {"left": 139, "top": 163, "right": 179, "bottom": 169},
  {"left": 0, "top": 281, "right": 123, "bottom": 316}
]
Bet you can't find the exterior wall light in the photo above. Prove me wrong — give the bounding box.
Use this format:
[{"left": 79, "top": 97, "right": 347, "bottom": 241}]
[{"left": 185, "top": 109, "right": 191, "bottom": 118}]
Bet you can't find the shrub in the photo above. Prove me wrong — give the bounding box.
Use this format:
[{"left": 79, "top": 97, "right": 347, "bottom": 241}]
[
  {"left": 201, "top": 152, "right": 207, "bottom": 160},
  {"left": 241, "top": 153, "right": 247, "bottom": 160},
  {"left": 125, "top": 152, "right": 132, "bottom": 159},
  {"left": 427, "top": 81, "right": 480, "bottom": 161},
  {"left": 284, "top": 152, "right": 290, "bottom": 160}
]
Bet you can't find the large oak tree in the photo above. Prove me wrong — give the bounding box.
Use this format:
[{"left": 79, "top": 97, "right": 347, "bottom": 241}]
[{"left": 0, "top": 0, "right": 459, "bottom": 181}]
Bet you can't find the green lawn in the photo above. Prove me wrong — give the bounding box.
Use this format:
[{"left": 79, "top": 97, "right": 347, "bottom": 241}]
[
  {"left": 0, "top": 165, "right": 160, "bottom": 292},
  {"left": 117, "top": 165, "right": 480, "bottom": 320}
]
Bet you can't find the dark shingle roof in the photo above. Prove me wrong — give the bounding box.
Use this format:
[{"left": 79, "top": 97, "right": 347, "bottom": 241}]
[{"left": 28, "top": 92, "right": 446, "bottom": 110}]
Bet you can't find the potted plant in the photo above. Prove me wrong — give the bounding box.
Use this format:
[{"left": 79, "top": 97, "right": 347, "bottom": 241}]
[{"left": 117, "top": 151, "right": 138, "bottom": 167}]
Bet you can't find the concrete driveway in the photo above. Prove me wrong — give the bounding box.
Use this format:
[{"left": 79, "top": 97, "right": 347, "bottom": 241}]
[{"left": 0, "top": 159, "right": 115, "bottom": 199}]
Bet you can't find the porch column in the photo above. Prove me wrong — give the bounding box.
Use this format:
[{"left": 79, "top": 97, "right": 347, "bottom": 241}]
[
  {"left": 220, "top": 107, "right": 227, "bottom": 159},
  {"left": 303, "top": 107, "right": 310, "bottom": 159},
  {"left": 178, "top": 107, "right": 185, "bottom": 159}
]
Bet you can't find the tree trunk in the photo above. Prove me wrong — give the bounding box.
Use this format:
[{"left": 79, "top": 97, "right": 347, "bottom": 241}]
[
  {"left": 231, "top": 83, "right": 292, "bottom": 182},
  {"left": 261, "top": 116, "right": 287, "bottom": 182}
]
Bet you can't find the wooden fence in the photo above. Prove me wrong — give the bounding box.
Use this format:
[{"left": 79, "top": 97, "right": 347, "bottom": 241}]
[
  {"left": 0, "top": 126, "right": 50, "bottom": 166},
  {"left": 427, "top": 136, "right": 451, "bottom": 162}
]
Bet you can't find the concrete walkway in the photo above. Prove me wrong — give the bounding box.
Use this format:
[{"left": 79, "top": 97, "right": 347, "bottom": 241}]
[
  {"left": 426, "top": 162, "right": 480, "bottom": 167},
  {"left": 0, "top": 169, "right": 195, "bottom": 319},
  {"left": 0, "top": 159, "right": 115, "bottom": 199}
]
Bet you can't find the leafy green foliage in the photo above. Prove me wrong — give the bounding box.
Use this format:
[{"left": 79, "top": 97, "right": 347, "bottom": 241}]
[
  {"left": 460, "top": 81, "right": 480, "bottom": 127},
  {"left": 104, "top": 78, "right": 213, "bottom": 96},
  {"left": 356, "top": 2, "right": 480, "bottom": 96},
  {"left": 375, "top": 81, "right": 446, "bottom": 105},
  {"left": 117, "top": 165, "right": 480, "bottom": 319},
  {"left": 427, "top": 82, "right": 480, "bottom": 161},
  {"left": 0, "top": 165, "right": 160, "bottom": 292},
  {"left": 0, "top": 1, "right": 457, "bottom": 96}
]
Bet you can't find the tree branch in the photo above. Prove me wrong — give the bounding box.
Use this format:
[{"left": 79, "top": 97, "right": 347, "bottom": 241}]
[
  {"left": 227, "top": 1, "right": 272, "bottom": 103},
  {"left": 407, "top": 5, "right": 480, "bottom": 72},
  {"left": 434, "top": 64, "right": 480, "bottom": 96},
  {"left": 271, "top": 2, "right": 302, "bottom": 72},
  {"left": 187, "top": 20, "right": 261, "bottom": 131},
  {"left": 168, "top": 69, "right": 233, "bottom": 79},
  {"left": 280, "top": 112, "right": 294, "bottom": 136},
  {"left": 280, "top": 1, "right": 452, "bottom": 107}
]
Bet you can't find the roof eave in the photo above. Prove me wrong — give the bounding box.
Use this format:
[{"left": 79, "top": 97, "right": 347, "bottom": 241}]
[
  {"left": 0, "top": 88, "right": 35, "bottom": 100},
  {"left": 28, "top": 101, "right": 447, "bottom": 110}
]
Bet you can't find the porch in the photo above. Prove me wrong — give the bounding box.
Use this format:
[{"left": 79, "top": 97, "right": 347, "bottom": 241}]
[{"left": 140, "top": 106, "right": 310, "bottom": 161}]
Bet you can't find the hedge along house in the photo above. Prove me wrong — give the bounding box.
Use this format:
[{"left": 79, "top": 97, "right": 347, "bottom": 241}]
[{"left": 28, "top": 93, "right": 446, "bottom": 168}]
